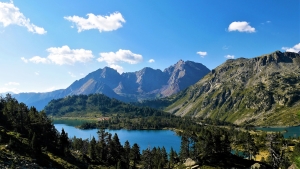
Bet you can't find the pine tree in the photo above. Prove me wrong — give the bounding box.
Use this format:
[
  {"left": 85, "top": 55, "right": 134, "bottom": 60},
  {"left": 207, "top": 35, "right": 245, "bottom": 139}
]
[
  {"left": 89, "top": 137, "right": 97, "bottom": 161},
  {"left": 169, "top": 147, "right": 176, "bottom": 168},
  {"left": 179, "top": 135, "right": 189, "bottom": 161},
  {"left": 31, "top": 132, "right": 40, "bottom": 155},
  {"left": 59, "top": 128, "right": 69, "bottom": 155},
  {"left": 161, "top": 146, "right": 168, "bottom": 167},
  {"left": 112, "top": 133, "right": 123, "bottom": 161},
  {"left": 124, "top": 140, "right": 131, "bottom": 169},
  {"left": 131, "top": 143, "right": 140, "bottom": 168}
]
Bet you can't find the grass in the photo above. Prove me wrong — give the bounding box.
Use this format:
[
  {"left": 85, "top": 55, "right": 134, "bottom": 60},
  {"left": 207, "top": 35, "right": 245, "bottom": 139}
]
[
  {"left": 294, "top": 156, "right": 300, "bottom": 168},
  {"left": 297, "top": 111, "right": 300, "bottom": 120}
]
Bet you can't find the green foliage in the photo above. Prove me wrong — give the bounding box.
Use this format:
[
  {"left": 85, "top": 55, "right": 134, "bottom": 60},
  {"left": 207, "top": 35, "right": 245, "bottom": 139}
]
[
  {"left": 89, "top": 137, "right": 97, "bottom": 160},
  {"left": 292, "top": 142, "right": 300, "bottom": 167},
  {"left": 45, "top": 93, "right": 170, "bottom": 118},
  {"left": 1, "top": 94, "right": 298, "bottom": 168}
]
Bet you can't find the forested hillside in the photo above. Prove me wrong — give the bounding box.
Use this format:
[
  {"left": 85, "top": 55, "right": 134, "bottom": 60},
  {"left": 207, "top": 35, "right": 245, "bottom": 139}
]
[
  {"left": 44, "top": 93, "right": 169, "bottom": 118},
  {"left": 1, "top": 94, "right": 300, "bottom": 168}
]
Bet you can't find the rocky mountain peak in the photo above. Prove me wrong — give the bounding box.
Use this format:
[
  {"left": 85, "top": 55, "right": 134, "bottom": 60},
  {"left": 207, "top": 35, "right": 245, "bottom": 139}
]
[
  {"left": 254, "top": 50, "right": 299, "bottom": 65},
  {"left": 101, "top": 67, "right": 120, "bottom": 78},
  {"left": 13, "top": 60, "right": 210, "bottom": 109},
  {"left": 167, "top": 51, "right": 300, "bottom": 126}
]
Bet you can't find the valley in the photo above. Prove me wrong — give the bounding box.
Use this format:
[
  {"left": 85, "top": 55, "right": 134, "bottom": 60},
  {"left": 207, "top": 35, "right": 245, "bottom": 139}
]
[{"left": 1, "top": 51, "right": 300, "bottom": 168}]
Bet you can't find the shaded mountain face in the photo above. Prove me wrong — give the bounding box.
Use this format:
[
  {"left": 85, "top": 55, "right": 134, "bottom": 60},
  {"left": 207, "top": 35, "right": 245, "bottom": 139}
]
[
  {"left": 166, "top": 51, "right": 300, "bottom": 126},
  {"left": 13, "top": 60, "right": 210, "bottom": 110}
]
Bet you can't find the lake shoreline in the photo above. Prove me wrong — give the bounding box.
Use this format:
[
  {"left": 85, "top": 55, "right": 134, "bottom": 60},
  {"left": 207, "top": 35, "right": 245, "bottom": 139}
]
[
  {"left": 54, "top": 123, "right": 182, "bottom": 153},
  {"left": 255, "top": 124, "right": 300, "bottom": 128}
]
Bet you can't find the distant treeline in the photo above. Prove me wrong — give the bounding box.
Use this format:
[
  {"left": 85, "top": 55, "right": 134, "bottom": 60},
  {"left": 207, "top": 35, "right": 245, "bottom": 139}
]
[{"left": 44, "top": 93, "right": 172, "bottom": 118}]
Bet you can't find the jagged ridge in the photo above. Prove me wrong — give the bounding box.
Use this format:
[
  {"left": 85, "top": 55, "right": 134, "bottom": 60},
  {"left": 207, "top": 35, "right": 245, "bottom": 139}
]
[
  {"left": 13, "top": 60, "right": 210, "bottom": 110},
  {"left": 166, "top": 51, "right": 300, "bottom": 126}
]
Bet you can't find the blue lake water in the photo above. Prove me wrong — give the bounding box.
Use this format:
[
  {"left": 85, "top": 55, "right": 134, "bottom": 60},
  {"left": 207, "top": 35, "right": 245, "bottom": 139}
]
[
  {"left": 54, "top": 122, "right": 181, "bottom": 153},
  {"left": 256, "top": 126, "right": 300, "bottom": 138}
]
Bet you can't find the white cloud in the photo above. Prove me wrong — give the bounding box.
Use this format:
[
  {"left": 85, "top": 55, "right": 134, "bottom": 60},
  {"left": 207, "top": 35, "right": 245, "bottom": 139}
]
[
  {"left": 109, "top": 64, "right": 124, "bottom": 73},
  {"left": 282, "top": 43, "right": 300, "bottom": 53},
  {"left": 21, "top": 57, "right": 28, "bottom": 63},
  {"left": 64, "top": 12, "right": 125, "bottom": 32},
  {"left": 68, "top": 72, "right": 76, "bottom": 78},
  {"left": 0, "top": 1, "right": 46, "bottom": 34},
  {"left": 0, "top": 87, "right": 20, "bottom": 94},
  {"left": 29, "top": 56, "right": 49, "bottom": 64},
  {"left": 98, "top": 49, "right": 143, "bottom": 65},
  {"left": 35, "top": 71, "right": 39, "bottom": 75},
  {"left": 228, "top": 21, "right": 255, "bottom": 33},
  {"left": 225, "top": 55, "right": 235, "bottom": 59},
  {"left": 47, "top": 46, "right": 94, "bottom": 65},
  {"left": 5, "top": 82, "right": 20, "bottom": 86},
  {"left": 197, "top": 51, "right": 207, "bottom": 58},
  {"left": 24, "top": 45, "right": 94, "bottom": 65},
  {"left": 98, "top": 49, "right": 142, "bottom": 73},
  {"left": 148, "top": 59, "right": 155, "bottom": 63}
]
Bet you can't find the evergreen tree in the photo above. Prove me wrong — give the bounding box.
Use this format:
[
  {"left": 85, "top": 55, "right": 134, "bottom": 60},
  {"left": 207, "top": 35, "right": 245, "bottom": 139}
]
[
  {"left": 31, "top": 132, "right": 37, "bottom": 151},
  {"left": 168, "top": 147, "right": 177, "bottom": 168},
  {"left": 112, "top": 133, "right": 123, "bottom": 162},
  {"left": 97, "top": 129, "right": 108, "bottom": 162},
  {"left": 142, "top": 148, "right": 153, "bottom": 169},
  {"left": 131, "top": 143, "right": 141, "bottom": 168},
  {"left": 160, "top": 146, "right": 168, "bottom": 168},
  {"left": 124, "top": 140, "right": 131, "bottom": 169},
  {"left": 89, "top": 137, "right": 97, "bottom": 161},
  {"left": 179, "top": 135, "right": 189, "bottom": 161},
  {"left": 59, "top": 128, "right": 69, "bottom": 155}
]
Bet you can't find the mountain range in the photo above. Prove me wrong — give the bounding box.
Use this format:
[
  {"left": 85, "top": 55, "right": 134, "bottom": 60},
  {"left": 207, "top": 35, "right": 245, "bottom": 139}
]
[
  {"left": 12, "top": 60, "right": 210, "bottom": 110},
  {"left": 165, "top": 51, "right": 300, "bottom": 126}
]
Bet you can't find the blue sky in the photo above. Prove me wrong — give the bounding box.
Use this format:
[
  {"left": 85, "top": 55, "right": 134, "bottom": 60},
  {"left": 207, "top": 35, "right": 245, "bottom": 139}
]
[{"left": 0, "top": 0, "right": 299, "bottom": 93}]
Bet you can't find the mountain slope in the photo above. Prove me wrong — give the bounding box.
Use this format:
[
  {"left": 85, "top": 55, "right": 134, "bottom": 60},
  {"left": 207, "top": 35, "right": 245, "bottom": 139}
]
[
  {"left": 165, "top": 51, "right": 300, "bottom": 126},
  {"left": 13, "top": 60, "right": 210, "bottom": 110}
]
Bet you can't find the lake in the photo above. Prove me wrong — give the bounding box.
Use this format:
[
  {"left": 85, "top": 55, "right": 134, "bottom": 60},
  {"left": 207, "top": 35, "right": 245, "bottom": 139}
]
[
  {"left": 53, "top": 120, "right": 181, "bottom": 153},
  {"left": 256, "top": 126, "right": 300, "bottom": 138}
]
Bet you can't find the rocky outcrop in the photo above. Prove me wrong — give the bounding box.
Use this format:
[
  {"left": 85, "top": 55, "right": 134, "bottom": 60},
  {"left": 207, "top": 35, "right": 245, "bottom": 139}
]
[{"left": 166, "top": 51, "right": 300, "bottom": 126}]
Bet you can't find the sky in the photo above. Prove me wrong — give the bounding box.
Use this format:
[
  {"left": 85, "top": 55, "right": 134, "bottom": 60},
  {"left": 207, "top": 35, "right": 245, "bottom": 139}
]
[{"left": 0, "top": 0, "right": 299, "bottom": 94}]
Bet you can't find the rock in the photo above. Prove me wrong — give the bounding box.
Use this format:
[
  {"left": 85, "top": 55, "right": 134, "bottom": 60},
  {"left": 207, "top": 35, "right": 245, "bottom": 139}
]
[
  {"left": 288, "top": 163, "right": 297, "bottom": 169},
  {"left": 168, "top": 51, "right": 300, "bottom": 126},
  {"left": 250, "top": 163, "right": 266, "bottom": 169},
  {"left": 184, "top": 158, "right": 196, "bottom": 167}
]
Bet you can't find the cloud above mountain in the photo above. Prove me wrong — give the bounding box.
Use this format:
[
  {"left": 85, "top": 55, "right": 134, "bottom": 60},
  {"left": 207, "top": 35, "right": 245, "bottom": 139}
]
[
  {"left": 225, "top": 55, "right": 235, "bottom": 59},
  {"left": 98, "top": 49, "right": 143, "bottom": 64},
  {"left": 282, "top": 43, "right": 300, "bottom": 53},
  {"left": 228, "top": 21, "right": 255, "bottom": 33},
  {"left": 22, "top": 45, "right": 94, "bottom": 65},
  {"left": 197, "top": 51, "right": 207, "bottom": 58},
  {"left": 0, "top": 1, "right": 46, "bottom": 34},
  {"left": 64, "top": 12, "right": 125, "bottom": 32},
  {"left": 97, "top": 49, "right": 142, "bottom": 73},
  {"left": 148, "top": 59, "right": 155, "bottom": 63}
]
